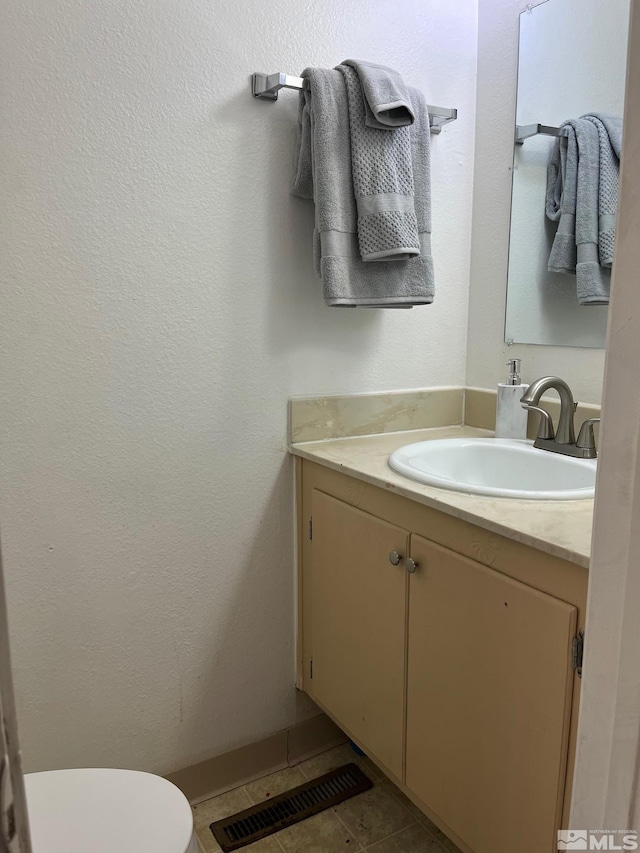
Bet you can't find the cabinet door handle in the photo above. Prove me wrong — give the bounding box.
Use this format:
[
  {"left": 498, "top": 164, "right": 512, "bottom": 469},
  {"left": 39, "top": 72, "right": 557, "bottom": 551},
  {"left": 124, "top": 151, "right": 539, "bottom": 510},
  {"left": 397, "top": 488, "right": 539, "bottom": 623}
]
[
  {"left": 405, "top": 557, "right": 419, "bottom": 574},
  {"left": 388, "top": 550, "right": 402, "bottom": 566}
]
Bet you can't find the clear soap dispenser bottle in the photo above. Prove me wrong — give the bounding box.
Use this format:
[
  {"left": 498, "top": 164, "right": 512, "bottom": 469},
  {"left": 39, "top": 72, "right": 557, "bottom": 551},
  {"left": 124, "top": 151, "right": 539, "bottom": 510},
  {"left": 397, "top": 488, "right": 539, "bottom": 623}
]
[{"left": 495, "top": 358, "right": 528, "bottom": 440}]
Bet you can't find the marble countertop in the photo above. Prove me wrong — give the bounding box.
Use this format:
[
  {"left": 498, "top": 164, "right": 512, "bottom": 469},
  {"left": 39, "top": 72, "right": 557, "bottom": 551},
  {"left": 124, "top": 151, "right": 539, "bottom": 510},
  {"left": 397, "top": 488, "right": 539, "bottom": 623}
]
[{"left": 290, "top": 425, "right": 593, "bottom": 568}]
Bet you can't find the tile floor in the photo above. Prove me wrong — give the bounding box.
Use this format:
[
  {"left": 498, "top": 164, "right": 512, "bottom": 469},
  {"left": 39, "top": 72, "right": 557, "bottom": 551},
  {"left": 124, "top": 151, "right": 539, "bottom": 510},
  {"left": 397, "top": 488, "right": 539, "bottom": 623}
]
[{"left": 192, "top": 744, "right": 463, "bottom": 853}]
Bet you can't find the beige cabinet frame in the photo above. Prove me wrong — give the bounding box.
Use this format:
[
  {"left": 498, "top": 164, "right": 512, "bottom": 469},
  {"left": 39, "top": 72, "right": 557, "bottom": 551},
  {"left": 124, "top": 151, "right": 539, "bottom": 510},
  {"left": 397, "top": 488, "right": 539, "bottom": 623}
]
[{"left": 297, "top": 458, "right": 588, "bottom": 852}]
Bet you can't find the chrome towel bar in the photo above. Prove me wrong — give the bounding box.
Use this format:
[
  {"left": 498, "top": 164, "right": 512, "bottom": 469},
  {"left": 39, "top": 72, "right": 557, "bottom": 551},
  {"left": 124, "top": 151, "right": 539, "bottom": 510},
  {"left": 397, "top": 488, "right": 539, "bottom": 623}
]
[{"left": 251, "top": 71, "right": 458, "bottom": 134}]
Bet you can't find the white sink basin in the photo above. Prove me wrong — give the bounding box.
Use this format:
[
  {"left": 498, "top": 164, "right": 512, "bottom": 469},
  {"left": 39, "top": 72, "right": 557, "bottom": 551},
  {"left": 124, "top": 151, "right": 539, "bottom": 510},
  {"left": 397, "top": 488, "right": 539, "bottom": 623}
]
[{"left": 388, "top": 438, "right": 597, "bottom": 500}]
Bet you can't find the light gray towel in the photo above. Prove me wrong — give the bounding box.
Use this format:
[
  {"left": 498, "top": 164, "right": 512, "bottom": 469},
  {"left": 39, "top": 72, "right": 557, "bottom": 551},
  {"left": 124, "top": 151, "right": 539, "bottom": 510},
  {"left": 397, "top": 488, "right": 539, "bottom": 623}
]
[
  {"left": 292, "top": 67, "right": 434, "bottom": 307},
  {"left": 585, "top": 113, "right": 622, "bottom": 268},
  {"left": 337, "top": 64, "right": 420, "bottom": 263},
  {"left": 546, "top": 123, "right": 580, "bottom": 274},
  {"left": 546, "top": 113, "right": 622, "bottom": 305},
  {"left": 342, "top": 59, "right": 415, "bottom": 129}
]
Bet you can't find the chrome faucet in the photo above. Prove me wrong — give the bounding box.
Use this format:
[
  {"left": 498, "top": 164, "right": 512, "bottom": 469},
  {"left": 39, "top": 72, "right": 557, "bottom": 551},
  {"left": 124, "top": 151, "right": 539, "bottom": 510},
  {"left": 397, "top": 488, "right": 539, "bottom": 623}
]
[{"left": 520, "top": 376, "right": 600, "bottom": 459}]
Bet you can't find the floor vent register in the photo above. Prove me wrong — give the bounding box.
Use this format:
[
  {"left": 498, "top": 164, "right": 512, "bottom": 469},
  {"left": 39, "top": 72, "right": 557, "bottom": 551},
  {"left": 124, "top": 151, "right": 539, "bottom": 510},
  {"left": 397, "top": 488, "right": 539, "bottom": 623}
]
[{"left": 210, "top": 762, "right": 373, "bottom": 851}]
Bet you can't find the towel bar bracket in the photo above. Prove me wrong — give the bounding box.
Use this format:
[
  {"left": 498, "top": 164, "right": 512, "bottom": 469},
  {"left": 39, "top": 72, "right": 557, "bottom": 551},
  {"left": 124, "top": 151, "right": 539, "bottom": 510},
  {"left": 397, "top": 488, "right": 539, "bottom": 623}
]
[
  {"left": 252, "top": 72, "right": 309, "bottom": 101},
  {"left": 515, "top": 123, "right": 561, "bottom": 145},
  {"left": 252, "top": 71, "right": 458, "bottom": 133},
  {"left": 429, "top": 108, "right": 457, "bottom": 134}
]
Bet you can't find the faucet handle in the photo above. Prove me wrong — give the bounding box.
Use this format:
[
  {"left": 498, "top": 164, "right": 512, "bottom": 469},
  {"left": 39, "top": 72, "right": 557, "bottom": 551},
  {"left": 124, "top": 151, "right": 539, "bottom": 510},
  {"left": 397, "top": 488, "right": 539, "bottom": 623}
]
[
  {"left": 522, "top": 405, "right": 555, "bottom": 440},
  {"left": 576, "top": 418, "right": 600, "bottom": 454}
]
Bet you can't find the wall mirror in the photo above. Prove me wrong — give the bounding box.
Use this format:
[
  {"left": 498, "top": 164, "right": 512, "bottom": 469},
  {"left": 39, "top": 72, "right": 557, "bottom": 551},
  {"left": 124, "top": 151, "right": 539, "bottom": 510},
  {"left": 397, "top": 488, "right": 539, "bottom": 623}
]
[{"left": 504, "top": 0, "right": 630, "bottom": 348}]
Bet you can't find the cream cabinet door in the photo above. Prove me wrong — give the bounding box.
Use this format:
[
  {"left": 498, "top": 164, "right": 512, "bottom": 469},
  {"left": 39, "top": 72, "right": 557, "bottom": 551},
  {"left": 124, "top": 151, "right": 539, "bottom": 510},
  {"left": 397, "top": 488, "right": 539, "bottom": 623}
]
[
  {"left": 406, "top": 536, "right": 577, "bottom": 853},
  {"left": 309, "top": 490, "right": 409, "bottom": 779}
]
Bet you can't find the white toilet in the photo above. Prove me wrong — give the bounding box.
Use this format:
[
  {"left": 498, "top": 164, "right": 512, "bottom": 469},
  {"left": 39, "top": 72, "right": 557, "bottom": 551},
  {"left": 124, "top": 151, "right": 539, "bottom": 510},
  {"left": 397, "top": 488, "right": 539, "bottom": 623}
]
[{"left": 24, "top": 767, "right": 199, "bottom": 853}]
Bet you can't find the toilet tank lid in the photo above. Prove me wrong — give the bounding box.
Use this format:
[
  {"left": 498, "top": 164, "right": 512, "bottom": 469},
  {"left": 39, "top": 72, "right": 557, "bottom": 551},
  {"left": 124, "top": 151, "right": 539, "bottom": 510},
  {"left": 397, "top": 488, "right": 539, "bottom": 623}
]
[{"left": 25, "top": 767, "right": 194, "bottom": 853}]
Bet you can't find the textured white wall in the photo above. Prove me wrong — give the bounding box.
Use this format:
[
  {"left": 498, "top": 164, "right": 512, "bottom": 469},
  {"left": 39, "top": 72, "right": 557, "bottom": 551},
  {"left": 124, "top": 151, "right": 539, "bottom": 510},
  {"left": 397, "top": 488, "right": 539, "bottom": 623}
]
[
  {"left": 467, "top": 0, "right": 608, "bottom": 404},
  {"left": 0, "top": 0, "right": 477, "bottom": 773}
]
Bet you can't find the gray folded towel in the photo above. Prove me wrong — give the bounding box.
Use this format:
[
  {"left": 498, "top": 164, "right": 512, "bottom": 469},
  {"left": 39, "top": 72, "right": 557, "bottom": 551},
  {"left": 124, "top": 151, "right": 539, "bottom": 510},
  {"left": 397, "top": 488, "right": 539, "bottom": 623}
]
[
  {"left": 546, "top": 124, "right": 579, "bottom": 274},
  {"left": 546, "top": 113, "right": 622, "bottom": 306},
  {"left": 342, "top": 59, "right": 415, "bottom": 129},
  {"left": 337, "top": 64, "right": 419, "bottom": 263},
  {"left": 292, "top": 67, "right": 434, "bottom": 307},
  {"left": 585, "top": 113, "right": 622, "bottom": 268}
]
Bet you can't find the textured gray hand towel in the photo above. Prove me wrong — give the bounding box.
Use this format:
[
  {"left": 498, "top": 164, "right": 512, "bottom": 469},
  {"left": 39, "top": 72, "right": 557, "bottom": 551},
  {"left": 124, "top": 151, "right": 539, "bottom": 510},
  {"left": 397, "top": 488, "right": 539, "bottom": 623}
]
[
  {"left": 337, "top": 64, "right": 420, "bottom": 262},
  {"left": 546, "top": 124, "right": 579, "bottom": 274},
  {"left": 291, "top": 67, "right": 434, "bottom": 307},
  {"left": 546, "top": 114, "right": 621, "bottom": 306},
  {"left": 585, "top": 113, "right": 622, "bottom": 269},
  {"left": 342, "top": 59, "right": 415, "bottom": 129}
]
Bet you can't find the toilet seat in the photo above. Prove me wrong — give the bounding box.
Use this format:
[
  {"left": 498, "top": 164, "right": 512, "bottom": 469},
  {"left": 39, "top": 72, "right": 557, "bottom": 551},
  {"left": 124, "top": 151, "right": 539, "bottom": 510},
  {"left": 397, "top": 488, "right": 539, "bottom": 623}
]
[{"left": 24, "top": 768, "right": 198, "bottom": 853}]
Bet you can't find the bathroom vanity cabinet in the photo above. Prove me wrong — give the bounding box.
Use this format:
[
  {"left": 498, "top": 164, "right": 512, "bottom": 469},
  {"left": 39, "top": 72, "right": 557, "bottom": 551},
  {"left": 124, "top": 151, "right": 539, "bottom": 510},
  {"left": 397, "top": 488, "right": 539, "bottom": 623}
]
[{"left": 296, "top": 458, "right": 588, "bottom": 853}]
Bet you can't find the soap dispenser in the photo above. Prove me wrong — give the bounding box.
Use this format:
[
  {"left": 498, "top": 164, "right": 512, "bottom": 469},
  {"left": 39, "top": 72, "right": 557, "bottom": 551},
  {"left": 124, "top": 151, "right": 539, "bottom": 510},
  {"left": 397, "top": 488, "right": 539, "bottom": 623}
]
[{"left": 495, "top": 359, "right": 528, "bottom": 440}]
